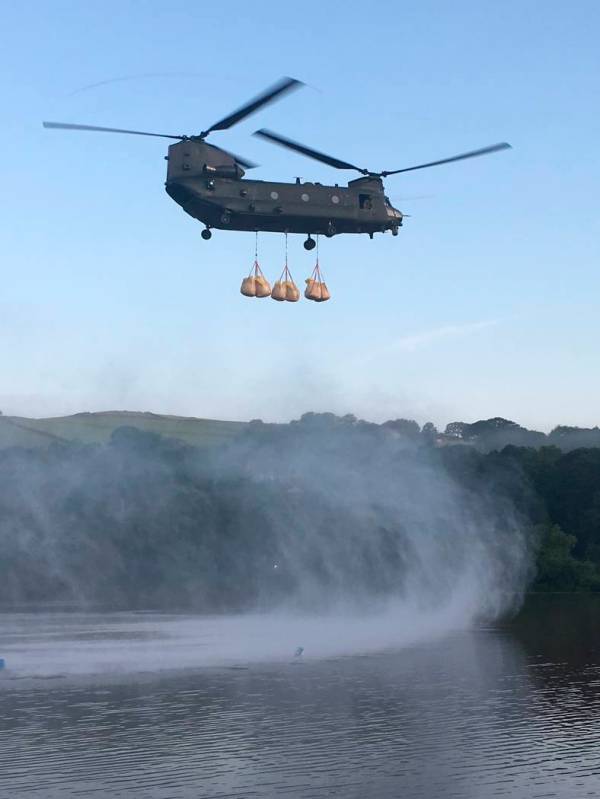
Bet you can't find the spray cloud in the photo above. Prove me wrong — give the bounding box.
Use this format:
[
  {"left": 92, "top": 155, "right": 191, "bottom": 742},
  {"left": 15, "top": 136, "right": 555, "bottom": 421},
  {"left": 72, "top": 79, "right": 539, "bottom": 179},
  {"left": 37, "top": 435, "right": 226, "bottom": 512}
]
[{"left": 0, "top": 412, "right": 534, "bottom": 672}]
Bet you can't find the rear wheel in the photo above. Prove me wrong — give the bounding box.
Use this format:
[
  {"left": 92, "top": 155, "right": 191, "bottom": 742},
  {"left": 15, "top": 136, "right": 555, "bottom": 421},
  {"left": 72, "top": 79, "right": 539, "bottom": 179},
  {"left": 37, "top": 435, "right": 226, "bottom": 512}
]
[
  {"left": 325, "top": 222, "right": 336, "bottom": 238},
  {"left": 304, "top": 236, "right": 316, "bottom": 251},
  {"left": 201, "top": 228, "right": 212, "bottom": 240}
]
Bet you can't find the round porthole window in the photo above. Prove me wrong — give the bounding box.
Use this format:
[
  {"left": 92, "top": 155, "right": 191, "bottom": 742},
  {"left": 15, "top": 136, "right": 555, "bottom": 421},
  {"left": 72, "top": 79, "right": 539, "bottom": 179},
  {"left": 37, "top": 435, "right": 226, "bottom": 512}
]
[
  {"left": 270, "top": 191, "right": 279, "bottom": 200},
  {"left": 331, "top": 195, "right": 340, "bottom": 204},
  {"left": 301, "top": 193, "right": 310, "bottom": 202}
]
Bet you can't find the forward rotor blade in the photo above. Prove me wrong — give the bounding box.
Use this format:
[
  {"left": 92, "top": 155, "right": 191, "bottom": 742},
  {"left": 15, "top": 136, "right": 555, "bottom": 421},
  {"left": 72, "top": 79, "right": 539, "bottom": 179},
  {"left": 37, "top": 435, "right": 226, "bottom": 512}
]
[
  {"left": 211, "top": 144, "right": 258, "bottom": 170},
  {"left": 202, "top": 77, "right": 303, "bottom": 136},
  {"left": 43, "top": 121, "right": 184, "bottom": 139},
  {"left": 254, "top": 129, "right": 366, "bottom": 172},
  {"left": 381, "top": 142, "right": 512, "bottom": 176}
]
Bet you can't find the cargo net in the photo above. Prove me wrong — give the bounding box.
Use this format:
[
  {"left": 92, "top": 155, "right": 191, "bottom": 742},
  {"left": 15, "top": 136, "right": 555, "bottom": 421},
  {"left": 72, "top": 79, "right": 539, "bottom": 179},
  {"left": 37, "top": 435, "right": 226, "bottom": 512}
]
[
  {"left": 240, "top": 260, "right": 272, "bottom": 298},
  {"left": 271, "top": 264, "right": 300, "bottom": 302},
  {"left": 271, "top": 232, "right": 300, "bottom": 302},
  {"left": 305, "top": 262, "right": 330, "bottom": 302}
]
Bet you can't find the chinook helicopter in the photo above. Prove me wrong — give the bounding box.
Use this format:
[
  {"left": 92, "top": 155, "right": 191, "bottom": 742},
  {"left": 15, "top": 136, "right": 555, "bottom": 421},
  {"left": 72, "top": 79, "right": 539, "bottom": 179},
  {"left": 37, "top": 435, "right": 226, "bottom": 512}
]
[{"left": 43, "top": 77, "right": 511, "bottom": 251}]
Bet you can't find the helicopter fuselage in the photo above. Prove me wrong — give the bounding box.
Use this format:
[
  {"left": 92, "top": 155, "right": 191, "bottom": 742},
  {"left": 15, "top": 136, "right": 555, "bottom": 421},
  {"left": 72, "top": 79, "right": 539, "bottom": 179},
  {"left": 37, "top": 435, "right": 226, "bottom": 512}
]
[
  {"left": 164, "top": 140, "right": 403, "bottom": 236},
  {"left": 44, "top": 75, "right": 510, "bottom": 248}
]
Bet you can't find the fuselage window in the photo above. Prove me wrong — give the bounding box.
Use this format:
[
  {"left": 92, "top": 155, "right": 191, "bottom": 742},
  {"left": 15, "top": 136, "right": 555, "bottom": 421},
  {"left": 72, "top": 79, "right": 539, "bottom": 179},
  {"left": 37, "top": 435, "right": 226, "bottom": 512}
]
[{"left": 359, "top": 194, "right": 373, "bottom": 210}]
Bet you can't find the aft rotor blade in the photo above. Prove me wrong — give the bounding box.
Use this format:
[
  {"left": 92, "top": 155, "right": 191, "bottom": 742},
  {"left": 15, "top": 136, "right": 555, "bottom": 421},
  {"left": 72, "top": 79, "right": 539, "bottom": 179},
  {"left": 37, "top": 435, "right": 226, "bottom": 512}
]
[
  {"left": 43, "top": 121, "right": 184, "bottom": 139},
  {"left": 202, "top": 77, "right": 303, "bottom": 136},
  {"left": 254, "top": 129, "right": 367, "bottom": 172},
  {"left": 382, "top": 143, "right": 512, "bottom": 176}
]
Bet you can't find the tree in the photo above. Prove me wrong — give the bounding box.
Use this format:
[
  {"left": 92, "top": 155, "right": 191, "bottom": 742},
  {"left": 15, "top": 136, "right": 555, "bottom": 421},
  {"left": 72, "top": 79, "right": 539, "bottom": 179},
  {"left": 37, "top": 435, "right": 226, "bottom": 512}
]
[
  {"left": 549, "top": 426, "right": 600, "bottom": 451},
  {"left": 382, "top": 419, "right": 421, "bottom": 438},
  {"left": 445, "top": 421, "right": 468, "bottom": 439},
  {"left": 421, "top": 422, "right": 438, "bottom": 444},
  {"left": 534, "top": 523, "right": 600, "bottom": 592}
]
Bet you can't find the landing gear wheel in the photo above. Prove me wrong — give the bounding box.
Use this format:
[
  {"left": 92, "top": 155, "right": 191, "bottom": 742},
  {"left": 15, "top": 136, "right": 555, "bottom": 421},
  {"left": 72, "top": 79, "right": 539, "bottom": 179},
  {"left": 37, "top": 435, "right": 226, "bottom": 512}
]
[
  {"left": 391, "top": 226, "right": 399, "bottom": 237},
  {"left": 220, "top": 212, "right": 231, "bottom": 224},
  {"left": 325, "top": 222, "right": 336, "bottom": 238},
  {"left": 303, "top": 236, "right": 316, "bottom": 251},
  {"left": 201, "top": 228, "right": 212, "bottom": 240}
]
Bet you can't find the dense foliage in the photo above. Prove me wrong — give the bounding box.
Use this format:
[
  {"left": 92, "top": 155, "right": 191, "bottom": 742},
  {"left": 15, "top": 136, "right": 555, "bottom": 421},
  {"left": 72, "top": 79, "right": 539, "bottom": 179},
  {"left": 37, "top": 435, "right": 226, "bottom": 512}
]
[
  {"left": 0, "top": 414, "right": 599, "bottom": 609},
  {"left": 435, "top": 442, "right": 600, "bottom": 591}
]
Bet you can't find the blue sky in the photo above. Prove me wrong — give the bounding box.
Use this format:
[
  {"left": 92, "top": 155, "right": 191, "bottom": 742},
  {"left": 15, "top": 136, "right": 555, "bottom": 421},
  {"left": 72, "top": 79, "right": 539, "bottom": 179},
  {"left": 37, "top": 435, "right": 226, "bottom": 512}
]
[{"left": 1, "top": 0, "right": 598, "bottom": 430}]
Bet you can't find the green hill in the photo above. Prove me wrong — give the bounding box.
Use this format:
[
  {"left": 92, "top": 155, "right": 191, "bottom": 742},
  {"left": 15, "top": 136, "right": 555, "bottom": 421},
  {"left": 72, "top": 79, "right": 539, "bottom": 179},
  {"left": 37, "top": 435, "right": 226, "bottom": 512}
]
[{"left": 0, "top": 411, "right": 246, "bottom": 450}]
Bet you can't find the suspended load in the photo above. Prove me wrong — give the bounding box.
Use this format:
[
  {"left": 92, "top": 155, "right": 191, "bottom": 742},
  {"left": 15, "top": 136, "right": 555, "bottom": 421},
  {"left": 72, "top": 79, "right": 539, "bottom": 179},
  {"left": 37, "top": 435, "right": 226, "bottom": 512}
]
[
  {"left": 271, "top": 265, "right": 300, "bottom": 302},
  {"left": 241, "top": 260, "right": 271, "bottom": 298},
  {"left": 271, "top": 280, "right": 286, "bottom": 301},
  {"left": 240, "top": 275, "right": 256, "bottom": 297},
  {"left": 304, "top": 263, "right": 330, "bottom": 302},
  {"left": 255, "top": 272, "right": 272, "bottom": 297}
]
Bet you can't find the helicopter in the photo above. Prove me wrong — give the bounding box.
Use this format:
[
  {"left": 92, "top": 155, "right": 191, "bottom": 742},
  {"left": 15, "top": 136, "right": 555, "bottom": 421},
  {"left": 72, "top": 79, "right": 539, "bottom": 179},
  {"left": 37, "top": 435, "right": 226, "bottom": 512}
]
[{"left": 43, "top": 77, "right": 511, "bottom": 251}]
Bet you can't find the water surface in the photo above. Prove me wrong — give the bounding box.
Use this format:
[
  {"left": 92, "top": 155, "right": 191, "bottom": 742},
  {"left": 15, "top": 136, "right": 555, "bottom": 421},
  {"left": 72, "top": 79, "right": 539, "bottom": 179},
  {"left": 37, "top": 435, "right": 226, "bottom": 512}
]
[{"left": 1, "top": 597, "right": 599, "bottom": 798}]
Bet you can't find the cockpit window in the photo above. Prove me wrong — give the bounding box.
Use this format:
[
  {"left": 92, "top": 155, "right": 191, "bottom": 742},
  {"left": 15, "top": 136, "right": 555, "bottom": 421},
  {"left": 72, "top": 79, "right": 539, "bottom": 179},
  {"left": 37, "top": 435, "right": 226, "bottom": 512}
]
[{"left": 384, "top": 196, "right": 392, "bottom": 207}]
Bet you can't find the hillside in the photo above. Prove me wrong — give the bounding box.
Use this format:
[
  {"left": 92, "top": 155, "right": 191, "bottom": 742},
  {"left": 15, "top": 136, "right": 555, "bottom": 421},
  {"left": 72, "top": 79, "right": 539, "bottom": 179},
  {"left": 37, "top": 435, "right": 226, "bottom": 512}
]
[{"left": 0, "top": 411, "right": 247, "bottom": 450}]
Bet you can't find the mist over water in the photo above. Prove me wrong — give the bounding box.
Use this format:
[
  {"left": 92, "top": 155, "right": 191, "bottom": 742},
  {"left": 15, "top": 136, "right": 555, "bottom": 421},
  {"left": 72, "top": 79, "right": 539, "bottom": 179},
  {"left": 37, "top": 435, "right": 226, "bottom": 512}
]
[
  {"left": 0, "top": 414, "right": 534, "bottom": 678},
  {"left": 0, "top": 606, "right": 490, "bottom": 679},
  {"left": 215, "top": 417, "right": 533, "bottom": 623}
]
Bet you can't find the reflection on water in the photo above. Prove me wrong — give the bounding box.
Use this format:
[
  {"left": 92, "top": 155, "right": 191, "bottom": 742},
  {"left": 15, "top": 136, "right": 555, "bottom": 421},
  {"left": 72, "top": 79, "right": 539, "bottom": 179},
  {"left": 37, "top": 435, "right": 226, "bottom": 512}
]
[{"left": 1, "top": 598, "right": 599, "bottom": 798}]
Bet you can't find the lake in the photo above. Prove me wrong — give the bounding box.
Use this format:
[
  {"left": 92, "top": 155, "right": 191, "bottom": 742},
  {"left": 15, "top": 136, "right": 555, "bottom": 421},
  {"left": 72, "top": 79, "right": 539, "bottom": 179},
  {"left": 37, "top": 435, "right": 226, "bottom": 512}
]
[{"left": 1, "top": 596, "right": 599, "bottom": 798}]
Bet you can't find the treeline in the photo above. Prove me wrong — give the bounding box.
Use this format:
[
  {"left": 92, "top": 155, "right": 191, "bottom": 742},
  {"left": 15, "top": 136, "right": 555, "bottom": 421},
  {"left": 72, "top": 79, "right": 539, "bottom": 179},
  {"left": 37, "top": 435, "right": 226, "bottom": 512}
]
[
  {"left": 377, "top": 415, "right": 600, "bottom": 452},
  {"left": 0, "top": 413, "right": 598, "bottom": 610}
]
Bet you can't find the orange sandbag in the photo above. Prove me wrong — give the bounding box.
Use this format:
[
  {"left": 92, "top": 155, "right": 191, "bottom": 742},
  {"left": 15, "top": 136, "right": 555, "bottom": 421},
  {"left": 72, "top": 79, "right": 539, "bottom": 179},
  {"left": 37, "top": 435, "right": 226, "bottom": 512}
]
[
  {"left": 271, "top": 281, "right": 286, "bottom": 301},
  {"left": 285, "top": 280, "right": 300, "bottom": 302},
  {"left": 240, "top": 276, "right": 256, "bottom": 297},
  {"left": 304, "top": 278, "right": 322, "bottom": 301},
  {"left": 316, "top": 282, "right": 331, "bottom": 302},
  {"left": 254, "top": 275, "right": 272, "bottom": 298}
]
